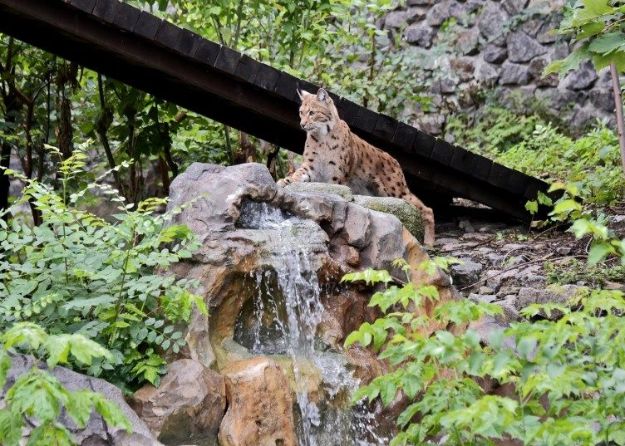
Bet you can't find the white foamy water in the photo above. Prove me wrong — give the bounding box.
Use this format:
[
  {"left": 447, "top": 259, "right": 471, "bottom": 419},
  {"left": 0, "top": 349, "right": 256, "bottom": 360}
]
[{"left": 236, "top": 200, "right": 388, "bottom": 446}]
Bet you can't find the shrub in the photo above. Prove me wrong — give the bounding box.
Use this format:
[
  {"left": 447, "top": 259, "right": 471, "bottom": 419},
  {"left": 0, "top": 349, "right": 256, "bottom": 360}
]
[
  {"left": 0, "top": 151, "right": 206, "bottom": 390},
  {"left": 0, "top": 322, "right": 131, "bottom": 446},
  {"left": 344, "top": 261, "right": 625, "bottom": 445}
]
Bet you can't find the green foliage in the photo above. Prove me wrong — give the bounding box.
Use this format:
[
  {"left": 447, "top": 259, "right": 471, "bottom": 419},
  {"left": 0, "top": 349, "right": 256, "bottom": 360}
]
[
  {"left": 545, "top": 257, "right": 625, "bottom": 287},
  {"left": 344, "top": 263, "right": 625, "bottom": 445},
  {"left": 0, "top": 152, "right": 206, "bottom": 390},
  {"left": 448, "top": 107, "right": 625, "bottom": 205},
  {"left": 545, "top": 0, "right": 625, "bottom": 75},
  {"left": 145, "top": 0, "right": 427, "bottom": 119},
  {"left": 529, "top": 180, "right": 625, "bottom": 268},
  {"left": 0, "top": 323, "right": 131, "bottom": 446}
]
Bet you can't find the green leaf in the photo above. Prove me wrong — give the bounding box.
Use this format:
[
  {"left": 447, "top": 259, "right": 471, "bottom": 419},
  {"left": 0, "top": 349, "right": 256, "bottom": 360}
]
[
  {"left": 525, "top": 200, "right": 538, "bottom": 215},
  {"left": 581, "top": 0, "right": 611, "bottom": 18},
  {"left": 537, "top": 191, "right": 553, "bottom": 206},
  {"left": 159, "top": 225, "right": 192, "bottom": 243},
  {"left": 570, "top": 218, "right": 609, "bottom": 240},
  {"left": 548, "top": 181, "right": 566, "bottom": 193},
  {"left": 62, "top": 295, "right": 117, "bottom": 310},
  {"left": 28, "top": 423, "right": 74, "bottom": 446},
  {"left": 588, "top": 242, "right": 614, "bottom": 265},
  {"left": 544, "top": 45, "right": 590, "bottom": 75},
  {"left": 65, "top": 390, "right": 95, "bottom": 429},
  {"left": 2, "top": 322, "right": 48, "bottom": 351},
  {"left": 588, "top": 32, "right": 625, "bottom": 55},
  {"left": 341, "top": 268, "right": 393, "bottom": 285},
  {"left": 517, "top": 336, "right": 537, "bottom": 360},
  {"left": 577, "top": 21, "right": 605, "bottom": 39},
  {"left": 550, "top": 199, "right": 582, "bottom": 217},
  {"left": 380, "top": 379, "right": 397, "bottom": 406},
  {"left": 6, "top": 369, "right": 66, "bottom": 423},
  {"left": 46, "top": 334, "right": 113, "bottom": 366},
  {"left": 44, "top": 335, "right": 71, "bottom": 368},
  {"left": 0, "top": 408, "right": 22, "bottom": 446},
  {"left": 92, "top": 394, "right": 132, "bottom": 432},
  {"left": 0, "top": 350, "right": 10, "bottom": 390}
]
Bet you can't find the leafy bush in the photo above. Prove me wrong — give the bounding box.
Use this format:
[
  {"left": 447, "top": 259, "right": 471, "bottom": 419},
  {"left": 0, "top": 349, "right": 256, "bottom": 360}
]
[
  {"left": 527, "top": 180, "right": 625, "bottom": 267},
  {"left": 447, "top": 107, "right": 625, "bottom": 205},
  {"left": 344, "top": 262, "right": 625, "bottom": 445},
  {"left": 0, "top": 322, "right": 131, "bottom": 446},
  {"left": 0, "top": 152, "right": 206, "bottom": 390}
]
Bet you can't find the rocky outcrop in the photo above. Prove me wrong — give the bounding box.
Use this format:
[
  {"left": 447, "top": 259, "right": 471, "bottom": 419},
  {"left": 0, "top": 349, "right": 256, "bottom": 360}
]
[
  {"left": 153, "top": 162, "right": 458, "bottom": 445},
  {"left": 4, "top": 354, "right": 161, "bottom": 446},
  {"left": 218, "top": 357, "right": 297, "bottom": 446},
  {"left": 132, "top": 359, "right": 226, "bottom": 445},
  {"left": 167, "top": 163, "right": 453, "bottom": 358},
  {"left": 382, "top": 0, "right": 614, "bottom": 135}
]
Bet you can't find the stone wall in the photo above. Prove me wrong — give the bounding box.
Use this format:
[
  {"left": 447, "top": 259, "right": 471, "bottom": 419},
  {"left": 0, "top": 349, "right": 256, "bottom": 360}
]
[{"left": 383, "top": 0, "right": 616, "bottom": 135}]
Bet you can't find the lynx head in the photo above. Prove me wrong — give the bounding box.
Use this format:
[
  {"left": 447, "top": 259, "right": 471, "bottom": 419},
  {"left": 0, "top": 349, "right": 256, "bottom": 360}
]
[{"left": 297, "top": 88, "right": 339, "bottom": 136}]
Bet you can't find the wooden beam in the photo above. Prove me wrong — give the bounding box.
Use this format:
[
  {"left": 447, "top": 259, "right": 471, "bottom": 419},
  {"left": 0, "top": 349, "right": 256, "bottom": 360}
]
[{"left": 0, "top": 0, "right": 550, "bottom": 219}]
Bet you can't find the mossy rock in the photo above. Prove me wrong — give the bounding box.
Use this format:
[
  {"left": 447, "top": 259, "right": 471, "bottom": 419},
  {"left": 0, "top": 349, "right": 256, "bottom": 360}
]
[
  {"left": 353, "top": 195, "right": 424, "bottom": 241},
  {"left": 285, "top": 182, "right": 353, "bottom": 201}
]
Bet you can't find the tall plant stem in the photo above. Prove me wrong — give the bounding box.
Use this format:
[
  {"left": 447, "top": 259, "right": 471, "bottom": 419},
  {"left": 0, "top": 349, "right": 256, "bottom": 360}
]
[
  {"left": 96, "top": 74, "right": 124, "bottom": 196},
  {"left": 610, "top": 63, "right": 625, "bottom": 174}
]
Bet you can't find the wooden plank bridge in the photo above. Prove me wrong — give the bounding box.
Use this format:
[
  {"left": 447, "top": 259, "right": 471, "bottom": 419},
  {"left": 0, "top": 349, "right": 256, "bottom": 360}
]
[{"left": 0, "top": 0, "right": 550, "bottom": 219}]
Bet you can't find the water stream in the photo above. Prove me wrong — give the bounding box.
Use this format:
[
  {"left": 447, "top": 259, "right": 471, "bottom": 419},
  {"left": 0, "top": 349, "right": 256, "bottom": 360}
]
[{"left": 236, "top": 200, "right": 386, "bottom": 446}]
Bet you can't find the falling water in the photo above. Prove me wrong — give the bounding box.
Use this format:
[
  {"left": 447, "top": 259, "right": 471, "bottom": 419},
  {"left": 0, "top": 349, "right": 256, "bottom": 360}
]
[{"left": 236, "top": 200, "right": 387, "bottom": 446}]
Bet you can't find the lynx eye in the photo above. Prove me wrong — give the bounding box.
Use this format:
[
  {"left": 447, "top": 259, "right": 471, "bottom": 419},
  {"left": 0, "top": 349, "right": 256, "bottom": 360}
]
[{"left": 308, "top": 111, "right": 314, "bottom": 116}]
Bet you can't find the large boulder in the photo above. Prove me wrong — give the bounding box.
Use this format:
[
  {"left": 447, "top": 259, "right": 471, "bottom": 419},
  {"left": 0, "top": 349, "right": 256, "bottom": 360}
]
[
  {"left": 132, "top": 359, "right": 226, "bottom": 445},
  {"left": 3, "top": 355, "right": 160, "bottom": 446},
  {"left": 218, "top": 357, "right": 297, "bottom": 446}
]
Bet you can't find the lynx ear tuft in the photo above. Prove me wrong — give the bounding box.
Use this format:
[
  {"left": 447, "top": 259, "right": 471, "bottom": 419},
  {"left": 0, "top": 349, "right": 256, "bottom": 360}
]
[
  {"left": 297, "top": 89, "right": 313, "bottom": 102},
  {"left": 317, "top": 88, "right": 329, "bottom": 102}
]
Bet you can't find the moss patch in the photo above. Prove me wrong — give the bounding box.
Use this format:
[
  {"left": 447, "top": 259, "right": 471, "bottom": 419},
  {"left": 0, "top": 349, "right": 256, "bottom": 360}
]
[{"left": 353, "top": 195, "right": 424, "bottom": 241}]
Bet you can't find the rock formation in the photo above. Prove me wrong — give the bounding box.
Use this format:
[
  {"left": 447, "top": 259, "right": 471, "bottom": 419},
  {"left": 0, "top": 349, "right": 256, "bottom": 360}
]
[
  {"left": 132, "top": 359, "right": 226, "bottom": 445},
  {"left": 131, "top": 162, "right": 457, "bottom": 445}
]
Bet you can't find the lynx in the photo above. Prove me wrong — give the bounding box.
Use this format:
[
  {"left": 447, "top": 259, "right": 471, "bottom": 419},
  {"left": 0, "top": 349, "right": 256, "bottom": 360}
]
[{"left": 277, "top": 88, "right": 435, "bottom": 246}]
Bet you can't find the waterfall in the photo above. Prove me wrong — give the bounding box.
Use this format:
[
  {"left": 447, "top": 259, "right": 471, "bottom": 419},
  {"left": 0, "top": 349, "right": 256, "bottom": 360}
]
[{"left": 236, "top": 200, "right": 387, "bottom": 446}]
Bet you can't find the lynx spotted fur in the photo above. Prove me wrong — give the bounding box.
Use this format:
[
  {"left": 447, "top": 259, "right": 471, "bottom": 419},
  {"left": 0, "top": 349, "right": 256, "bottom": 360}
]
[{"left": 277, "top": 88, "right": 435, "bottom": 246}]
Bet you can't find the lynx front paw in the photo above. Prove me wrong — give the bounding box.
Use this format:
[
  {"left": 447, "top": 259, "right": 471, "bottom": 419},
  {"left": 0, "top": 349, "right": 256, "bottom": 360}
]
[{"left": 277, "top": 178, "right": 290, "bottom": 187}]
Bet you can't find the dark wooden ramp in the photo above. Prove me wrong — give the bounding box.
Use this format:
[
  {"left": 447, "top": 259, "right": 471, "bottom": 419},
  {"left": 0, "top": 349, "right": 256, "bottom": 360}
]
[{"left": 0, "top": 0, "right": 549, "bottom": 219}]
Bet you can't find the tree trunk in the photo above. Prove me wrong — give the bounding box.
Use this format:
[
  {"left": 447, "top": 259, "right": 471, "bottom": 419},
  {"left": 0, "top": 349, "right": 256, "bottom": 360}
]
[
  {"left": 96, "top": 75, "right": 124, "bottom": 196},
  {"left": 0, "top": 95, "right": 19, "bottom": 218},
  {"left": 234, "top": 131, "right": 257, "bottom": 164},
  {"left": 610, "top": 63, "right": 625, "bottom": 174},
  {"left": 157, "top": 155, "right": 170, "bottom": 195},
  {"left": 55, "top": 62, "right": 78, "bottom": 160},
  {"left": 0, "top": 138, "right": 12, "bottom": 216}
]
